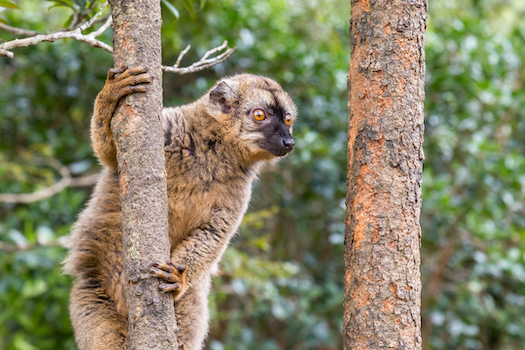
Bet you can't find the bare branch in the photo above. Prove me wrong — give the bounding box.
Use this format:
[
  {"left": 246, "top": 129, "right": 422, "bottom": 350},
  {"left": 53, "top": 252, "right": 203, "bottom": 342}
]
[
  {"left": 1, "top": 8, "right": 235, "bottom": 72},
  {"left": 1, "top": 8, "right": 234, "bottom": 74},
  {"left": 0, "top": 238, "right": 66, "bottom": 253},
  {"left": 91, "top": 14, "right": 110, "bottom": 27},
  {"left": 0, "top": 22, "right": 37, "bottom": 37},
  {"left": 90, "top": 16, "right": 113, "bottom": 38},
  {"left": 174, "top": 44, "right": 191, "bottom": 68},
  {"left": 69, "top": 173, "right": 101, "bottom": 187},
  {"left": 78, "top": 1, "right": 109, "bottom": 32},
  {"left": 0, "top": 164, "right": 99, "bottom": 204},
  {"left": 0, "top": 30, "right": 113, "bottom": 58},
  {"left": 0, "top": 49, "right": 14, "bottom": 59},
  {"left": 0, "top": 4, "right": 113, "bottom": 59},
  {"left": 67, "top": 8, "right": 83, "bottom": 31},
  {"left": 200, "top": 40, "right": 230, "bottom": 61},
  {"left": 163, "top": 40, "right": 237, "bottom": 75}
]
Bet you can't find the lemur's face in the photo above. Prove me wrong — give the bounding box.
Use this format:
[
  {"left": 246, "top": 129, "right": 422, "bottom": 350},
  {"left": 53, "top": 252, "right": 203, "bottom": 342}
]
[
  {"left": 209, "top": 74, "right": 297, "bottom": 161},
  {"left": 241, "top": 78, "right": 296, "bottom": 157}
]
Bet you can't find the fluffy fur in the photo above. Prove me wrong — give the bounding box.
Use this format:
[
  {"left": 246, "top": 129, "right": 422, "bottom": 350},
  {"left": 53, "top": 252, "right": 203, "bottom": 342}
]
[{"left": 64, "top": 66, "right": 296, "bottom": 350}]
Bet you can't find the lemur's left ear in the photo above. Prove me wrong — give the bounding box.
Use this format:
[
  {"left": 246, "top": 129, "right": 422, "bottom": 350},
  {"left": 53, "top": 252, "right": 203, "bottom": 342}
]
[{"left": 209, "top": 79, "right": 238, "bottom": 114}]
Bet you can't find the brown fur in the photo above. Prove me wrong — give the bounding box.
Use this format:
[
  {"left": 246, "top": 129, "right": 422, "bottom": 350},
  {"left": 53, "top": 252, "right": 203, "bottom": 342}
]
[{"left": 64, "top": 66, "right": 297, "bottom": 350}]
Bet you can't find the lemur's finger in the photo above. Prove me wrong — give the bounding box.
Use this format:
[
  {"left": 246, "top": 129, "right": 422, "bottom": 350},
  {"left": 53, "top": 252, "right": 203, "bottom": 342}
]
[
  {"left": 116, "top": 65, "right": 149, "bottom": 80},
  {"left": 175, "top": 264, "right": 186, "bottom": 273},
  {"left": 130, "top": 85, "right": 151, "bottom": 94},
  {"left": 114, "top": 84, "right": 150, "bottom": 99},
  {"left": 107, "top": 64, "right": 128, "bottom": 79},
  {"left": 150, "top": 267, "right": 180, "bottom": 283},
  {"left": 116, "top": 73, "right": 154, "bottom": 90},
  {"left": 159, "top": 282, "right": 181, "bottom": 293},
  {"left": 153, "top": 260, "right": 175, "bottom": 273}
]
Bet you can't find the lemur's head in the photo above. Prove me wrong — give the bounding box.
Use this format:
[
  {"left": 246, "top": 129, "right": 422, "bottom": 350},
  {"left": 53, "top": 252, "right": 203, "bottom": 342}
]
[{"left": 207, "top": 74, "right": 297, "bottom": 163}]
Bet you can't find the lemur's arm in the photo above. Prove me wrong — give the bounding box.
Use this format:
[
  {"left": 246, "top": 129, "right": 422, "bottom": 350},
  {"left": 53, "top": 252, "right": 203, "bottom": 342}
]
[
  {"left": 90, "top": 65, "right": 153, "bottom": 169},
  {"left": 150, "top": 210, "right": 241, "bottom": 300}
]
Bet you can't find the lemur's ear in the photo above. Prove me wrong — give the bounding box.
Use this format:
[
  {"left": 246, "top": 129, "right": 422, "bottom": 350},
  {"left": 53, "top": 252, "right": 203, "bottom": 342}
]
[{"left": 209, "top": 79, "right": 238, "bottom": 114}]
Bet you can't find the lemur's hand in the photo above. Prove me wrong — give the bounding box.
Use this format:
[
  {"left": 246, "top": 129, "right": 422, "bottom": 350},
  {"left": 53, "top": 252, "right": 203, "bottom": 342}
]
[
  {"left": 150, "top": 260, "right": 187, "bottom": 300},
  {"left": 99, "top": 64, "right": 153, "bottom": 108}
]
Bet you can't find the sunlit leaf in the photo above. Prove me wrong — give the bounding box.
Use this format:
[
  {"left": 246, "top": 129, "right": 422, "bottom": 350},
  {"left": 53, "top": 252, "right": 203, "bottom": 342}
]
[
  {"left": 0, "top": 0, "right": 20, "bottom": 9},
  {"left": 161, "top": 0, "right": 180, "bottom": 19},
  {"left": 44, "top": 0, "right": 74, "bottom": 9},
  {"left": 63, "top": 13, "right": 74, "bottom": 27}
]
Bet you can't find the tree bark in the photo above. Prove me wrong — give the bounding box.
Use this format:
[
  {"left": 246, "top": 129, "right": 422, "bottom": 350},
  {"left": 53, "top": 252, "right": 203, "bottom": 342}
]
[
  {"left": 108, "top": 0, "right": 178, "bottom": 349},
  {"left": 344, "top": 1, "right": 427, "bottom": 349}
]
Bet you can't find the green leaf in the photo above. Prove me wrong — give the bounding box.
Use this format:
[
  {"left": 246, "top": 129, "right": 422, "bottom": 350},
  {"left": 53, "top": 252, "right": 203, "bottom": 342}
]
[
  {"left": 179, "top": 0, "right": 194, "bottom": 14},
  {"left": 199, "top": 0, "right": 207, "bottom": 10},
  {"left": 0, "top": 0, "right": 20, "bottom": 9},
  {"left": 63, "top": 13, "right": 74, "bottom": 27},
  {"left": 162, "top": 0, "right": 180, "bottom": 19},
  {"left": 44, "top": 0, "right": 74, "bottom": 9}
]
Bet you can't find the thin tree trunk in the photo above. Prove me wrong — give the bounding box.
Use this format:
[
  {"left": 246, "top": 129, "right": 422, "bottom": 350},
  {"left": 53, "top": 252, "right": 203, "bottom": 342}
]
[
  {"left": 344, "top": 1, "right": 427, "bottom": 349},
  {"left": 108, "top": 0, "right": 178, "bottom": 348}
]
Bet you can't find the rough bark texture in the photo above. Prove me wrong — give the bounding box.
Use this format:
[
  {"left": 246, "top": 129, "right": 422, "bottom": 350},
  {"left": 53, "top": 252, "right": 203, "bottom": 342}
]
[
  {"left": 108, "top": 0, "right": 178, "bottom": 349},
  {"left": 344, "top": 0, "right": 427, "bottom": 349}
]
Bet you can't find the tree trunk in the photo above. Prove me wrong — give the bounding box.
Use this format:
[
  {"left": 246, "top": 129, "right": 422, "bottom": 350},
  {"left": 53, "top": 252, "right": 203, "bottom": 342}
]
[
  {"left": 108, "top": 0, "right": 178, "bottom": 349},
  {"left": 344, "top": 1, "right": 427, "bottom": 349}
]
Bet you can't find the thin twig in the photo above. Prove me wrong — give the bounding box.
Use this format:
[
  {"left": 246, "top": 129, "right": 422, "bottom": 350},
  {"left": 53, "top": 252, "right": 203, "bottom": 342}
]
[
  {"left": 0, "top": 162, "right": 99, "bottom": 204},
  {"left": 91, "top": 14, "right": 110, "bottom": 27},
  {"left": 174, "top": 44, "right": 191, "bottom": 67},
  {"left": 67, "top": 9, "right": 82, "bottom": 31},
  {"left": 90, "top": 16, "right": 113, "bottom": 38},
  {"left": 78, "top": 1, "right": 109, "bottom": 32},
  {"left": 0, "top": 22, "right": 37, "bottom": 37},
  {"left": 162, "top": 40, "right": 237, "bottom": 74},
  {"left": 0, "top": 238, "right": 66, "bottom": 253}
]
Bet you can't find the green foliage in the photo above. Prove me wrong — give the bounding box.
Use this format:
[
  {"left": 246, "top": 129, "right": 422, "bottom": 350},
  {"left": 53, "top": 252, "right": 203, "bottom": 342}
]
[
  {"left": 0, "top": 245, "right": 75, "bottom": 350},
  {"left": 422, "top": 0, "right": 525, "bottom": 349},
  {"left": 1, "top": 0, "right": 347, "bottom": 349},
  {"left": 4, "top": 0, "right": 524, "bottom": 349}
]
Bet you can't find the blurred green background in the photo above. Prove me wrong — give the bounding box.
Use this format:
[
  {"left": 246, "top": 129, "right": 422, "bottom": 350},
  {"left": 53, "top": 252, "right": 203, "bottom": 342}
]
[{"left": 1, "top": 0, "right": 525, "bottom": 349}]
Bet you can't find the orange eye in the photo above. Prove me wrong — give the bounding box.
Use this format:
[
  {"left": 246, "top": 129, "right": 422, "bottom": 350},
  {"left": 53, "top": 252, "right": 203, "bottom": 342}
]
[
  {"left": 253, "top": 109, "right": 266, "bottom": 121},
  {"left": 285, "top": 114, "right": 292, "bottom": 126}
]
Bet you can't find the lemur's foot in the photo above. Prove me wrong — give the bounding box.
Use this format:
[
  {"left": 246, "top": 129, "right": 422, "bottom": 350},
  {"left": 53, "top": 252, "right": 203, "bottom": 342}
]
[
  {"left": 149, "top": 260, "right": 187, "bottom": 298},
  {"left": 102, "top": 64, "right": 154, "bottom": 103}
]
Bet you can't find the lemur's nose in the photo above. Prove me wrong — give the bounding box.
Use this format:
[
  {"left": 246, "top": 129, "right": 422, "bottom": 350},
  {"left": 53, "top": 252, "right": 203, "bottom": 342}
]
[{"left": 282, "top": 137, "right": 295, "bottom": 150}]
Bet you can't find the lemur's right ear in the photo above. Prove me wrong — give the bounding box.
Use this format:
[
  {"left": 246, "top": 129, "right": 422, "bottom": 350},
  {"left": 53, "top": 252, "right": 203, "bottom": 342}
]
[{"left": 209, "top": 79, "right": 238, "bottom": 114}]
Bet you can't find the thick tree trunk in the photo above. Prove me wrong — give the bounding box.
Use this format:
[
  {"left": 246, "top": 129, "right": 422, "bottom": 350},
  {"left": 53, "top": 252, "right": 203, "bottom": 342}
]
[
  {"left": 344, "top": 1, "right": 427, "bottom": 349},
  {"left": 108, "top": 0, "right": 178, "bottom": 349}
]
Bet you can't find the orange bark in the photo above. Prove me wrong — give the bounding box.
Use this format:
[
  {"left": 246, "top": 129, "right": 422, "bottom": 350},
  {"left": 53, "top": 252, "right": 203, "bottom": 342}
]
[{"left": 344, "top": 1, "right": 427, "bottom": 349}]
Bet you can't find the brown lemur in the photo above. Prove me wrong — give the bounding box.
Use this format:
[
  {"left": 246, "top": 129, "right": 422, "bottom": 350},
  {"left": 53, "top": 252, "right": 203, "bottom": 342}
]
[{"left": 63, "top": 65, "right": 297, "bottom": 350}]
